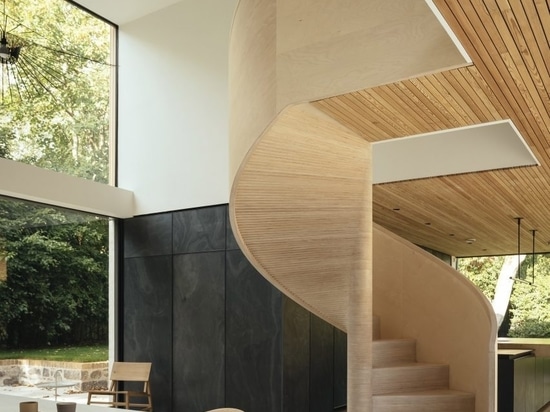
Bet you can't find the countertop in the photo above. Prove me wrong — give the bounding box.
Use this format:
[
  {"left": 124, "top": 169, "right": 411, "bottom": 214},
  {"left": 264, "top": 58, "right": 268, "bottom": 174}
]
[
  {"left": 497, "top": 348, "right": 534, "bottom": 359},
  {"left": 498, "top": 338, "right": 550, "bottom": 357}
]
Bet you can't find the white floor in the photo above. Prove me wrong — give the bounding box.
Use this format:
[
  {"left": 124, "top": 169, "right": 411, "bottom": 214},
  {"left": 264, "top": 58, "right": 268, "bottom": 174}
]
[
  {"left": 0, "top": 384, "right": 89, "bottom": 404},
  {"left": 0, "top": 392, "right": 117, "bottom": 412}
]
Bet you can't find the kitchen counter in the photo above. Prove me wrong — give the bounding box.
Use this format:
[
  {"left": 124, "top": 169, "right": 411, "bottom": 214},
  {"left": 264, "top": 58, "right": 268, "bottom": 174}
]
[
  {"left": 498, "top": 338, "right": 550, "bottom": 357},
  {"left": 498, "top": 348, "right": 534, "bottom": 359}
]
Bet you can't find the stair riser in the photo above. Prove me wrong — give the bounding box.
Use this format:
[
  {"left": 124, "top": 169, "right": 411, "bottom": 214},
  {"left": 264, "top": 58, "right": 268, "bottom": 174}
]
[
  {"left": 373, "top": 365, "right": 449, "bottom": 395},
  {"left": 373, "top": 340, "right": 416, "bottom": 367},
  {"left": 373, "top": 315, "right": 380, "bottom": 340}
]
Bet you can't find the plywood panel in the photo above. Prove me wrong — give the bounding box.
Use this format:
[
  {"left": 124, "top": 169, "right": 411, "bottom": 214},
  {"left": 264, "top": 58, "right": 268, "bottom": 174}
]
[
  {"left": 228, "top": 0, "right": 277, "bottom": 180},
  {"left": 230, "top": 102, "right": 373, "bottom": 411},
  {"left": 276, "top": 0, "right": 469, "bottom": 108},
  {"left": 305, "top": 0, "right": 550, "bottom": 257},
  {"left": 229, "top": 1, "right": 502, "bottom": 411}
]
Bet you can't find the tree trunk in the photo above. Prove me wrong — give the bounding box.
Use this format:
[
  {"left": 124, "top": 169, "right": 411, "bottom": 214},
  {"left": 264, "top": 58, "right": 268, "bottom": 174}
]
[{"left": 492, "top": 254, "right": 526, "bottom": 329}]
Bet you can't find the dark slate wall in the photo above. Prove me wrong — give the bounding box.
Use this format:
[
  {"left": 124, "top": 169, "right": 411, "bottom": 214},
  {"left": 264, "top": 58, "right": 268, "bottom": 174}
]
[
  {"left": 173, "top": 251, "right": 225, "bottom": 411},
  {"left": 226, "top": 249, "right": 283, "bottom": 412},
  {"left": 120, "top": 204, "right": 346, "bottom": 412}
]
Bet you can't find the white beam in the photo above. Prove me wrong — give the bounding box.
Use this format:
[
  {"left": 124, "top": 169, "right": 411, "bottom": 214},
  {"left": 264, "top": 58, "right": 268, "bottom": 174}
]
[
  {"left": 372, "top": 120, "right": 539, "bottom": 184},
  {"left": 0, "top": 157, "right": 134, "bottom": 218}
]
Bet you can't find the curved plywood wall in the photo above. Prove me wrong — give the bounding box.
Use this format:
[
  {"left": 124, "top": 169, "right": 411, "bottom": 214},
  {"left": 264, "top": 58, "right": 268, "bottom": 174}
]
[
  {"left": 373, "top": 224, "right": 497, "bottom": 412},
  {"left": 231, "top": 103, "right": 374, "bottom": 408},
  {"left": 228, "top": 0, "right": 496, "bottom": 410},
  {"left": 229, "top": 0, "right": 468, "bottom": 180},
  {"left": 232, "top": 104, "right": 372, "bottom": 332}
]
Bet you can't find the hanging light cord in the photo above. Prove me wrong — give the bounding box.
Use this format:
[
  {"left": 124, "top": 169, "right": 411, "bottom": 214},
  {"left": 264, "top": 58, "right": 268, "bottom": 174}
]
[
  {"left": 531, "top": 229, "right": 536, "bottom": 285},
  {"left": 517, "top": 217, "right": 522, "bottom": 278},
  {"left": 511, "top": 217, "right": 532, "bottom": 284}
]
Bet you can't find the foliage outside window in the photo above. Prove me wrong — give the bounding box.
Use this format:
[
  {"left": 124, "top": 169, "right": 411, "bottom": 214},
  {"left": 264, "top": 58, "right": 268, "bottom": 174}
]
[
  {"left": 0, "top": 0, "right": 112, "bottom": 182},
  {"left": 458, "top": 255, "right": 550, "bottom": 338},
  {"left": 0, "top": 196, "right": 108, "bottom": 347},
  {"left": 0, "top": 0, "right": 112, "bottom": 349}
]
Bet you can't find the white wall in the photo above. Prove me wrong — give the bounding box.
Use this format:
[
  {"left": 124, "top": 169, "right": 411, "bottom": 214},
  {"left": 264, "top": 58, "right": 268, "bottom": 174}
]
[{"left": 117, "top": 0, "right": 237, "bottom": 215}]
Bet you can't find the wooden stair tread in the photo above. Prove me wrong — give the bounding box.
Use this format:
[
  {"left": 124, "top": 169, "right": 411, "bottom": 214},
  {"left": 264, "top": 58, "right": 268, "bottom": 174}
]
[
  {"left": 374, "top": 361, "right": 446, "bottom": 369},
  {"left": 373, "top": 338, "right": 417, "bottom": 347},
  {"left": 375, "top": 389, "right": 473, "bottom": 397}
]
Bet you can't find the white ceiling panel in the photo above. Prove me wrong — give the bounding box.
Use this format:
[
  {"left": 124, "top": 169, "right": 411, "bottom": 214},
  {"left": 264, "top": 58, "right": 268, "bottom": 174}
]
[{"left": 372, "top": 120, "right": 539, "bottom": 184}]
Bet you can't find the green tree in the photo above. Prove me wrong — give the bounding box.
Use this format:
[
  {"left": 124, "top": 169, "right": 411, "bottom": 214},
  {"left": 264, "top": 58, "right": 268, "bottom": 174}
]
[
  {"left": 507, "top": 255, "right": 550, "bottom": 337},
  {"left": 459, "top": 254, "right": 550, "bottom": 338},
  {"left": 0, "top": 198, "right": 109, "bottom": 347},
  {"left": 0, "top": 0, "right": 111, "bottom": 347},
  {"left": 0, "top": 0, "right": 111, "bottom": 182},
  {"left": 457, "top": 256, "right": 503, "bottom": 301}
]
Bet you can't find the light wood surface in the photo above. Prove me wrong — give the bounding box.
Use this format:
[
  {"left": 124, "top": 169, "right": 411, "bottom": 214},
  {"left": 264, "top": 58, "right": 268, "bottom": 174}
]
[
  {"left": 373, "top": 390, "right": 475, "bottom": 412},
  {"left": 228, "top": 0, "right": 277, "bottom": 181},
  {"left": 87, "top": 362, "right": 152, "bottom": 411},
  {"left": 312, "top": 0, "right": 550, "bottom": 257},
  {"left": 497, "top": 349, "right": 533, "bottom": 358},
  {"left": 372, "top": 339, "right": 416, "bottom": 367},
  {"left": 372, "top": 324, "right": 475, "bottom": 411},
  {"left": 204, "top": 409, "right": 244, "bottom": 412},
  {"left": 230, "top": 102, "right": 374, "bottom": 410},
  {"left": 373, "top": 224, "right": 496, "bottom": 412},
  {"left": 228, "top": 0, "right": 497, "bottom": 410},
  {"left": 276, "top": 0, "right": 468, "bottom": 108},
  {"left": 498, "top": 338, "right": 550, "bottom": 357}
]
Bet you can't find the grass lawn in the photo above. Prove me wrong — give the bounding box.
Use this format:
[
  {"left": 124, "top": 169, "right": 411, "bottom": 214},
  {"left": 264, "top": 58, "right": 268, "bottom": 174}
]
[{"left": 0, "top": 345, "right": 108, "bottom": 362}]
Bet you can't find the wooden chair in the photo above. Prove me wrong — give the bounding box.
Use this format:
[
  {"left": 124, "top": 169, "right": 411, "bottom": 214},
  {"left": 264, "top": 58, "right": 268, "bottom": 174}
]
[{"left": 87, "top": 361, "right": 153, "bottom": 411}]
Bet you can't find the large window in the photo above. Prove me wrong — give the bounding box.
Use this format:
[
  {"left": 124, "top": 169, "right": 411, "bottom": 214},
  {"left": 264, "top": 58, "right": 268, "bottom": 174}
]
[
  {"left": 0, "top": 0, "right": 115, "bottom": 351},
  {"left": 0, "top": 0, "right": 113, "bottom": 183},
  {"left": 0, "top": 195, "right": 109, "bottom": 347},
  {"left": 458, "top": 255, "right": 550, "bottom": 338}
]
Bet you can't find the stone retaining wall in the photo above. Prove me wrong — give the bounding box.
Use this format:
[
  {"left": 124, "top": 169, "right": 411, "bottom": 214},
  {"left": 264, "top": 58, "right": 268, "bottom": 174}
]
[{"left": 0, "top": 360, "right": 108, "bottom": 391}]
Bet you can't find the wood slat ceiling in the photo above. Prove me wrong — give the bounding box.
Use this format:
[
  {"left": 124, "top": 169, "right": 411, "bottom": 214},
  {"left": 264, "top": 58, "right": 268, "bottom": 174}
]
[{"left": 313, "top": 0, "right": 550, "bottom": 257}]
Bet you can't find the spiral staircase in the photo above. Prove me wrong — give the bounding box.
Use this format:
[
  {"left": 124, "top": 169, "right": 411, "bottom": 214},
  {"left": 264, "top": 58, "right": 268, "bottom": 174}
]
[{"left": 228, "top": 0, "right": 497, "bottom": 410}]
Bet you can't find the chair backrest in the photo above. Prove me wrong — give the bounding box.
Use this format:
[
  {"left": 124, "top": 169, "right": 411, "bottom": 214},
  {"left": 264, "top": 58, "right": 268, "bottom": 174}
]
[{"left": 110, "top": 362, "right": 152, "bottom": 382}]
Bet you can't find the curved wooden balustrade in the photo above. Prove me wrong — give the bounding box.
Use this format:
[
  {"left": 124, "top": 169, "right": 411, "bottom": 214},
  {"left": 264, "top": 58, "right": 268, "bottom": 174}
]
[
  {"left": 228, "top": 0, "right": 496, "bottom": 410},
  {"left": 373, "top": 224, "right": 497, "bottom": 412},
  {"left": 231, "top": 102, "right": 374, "bottom": 409}
]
